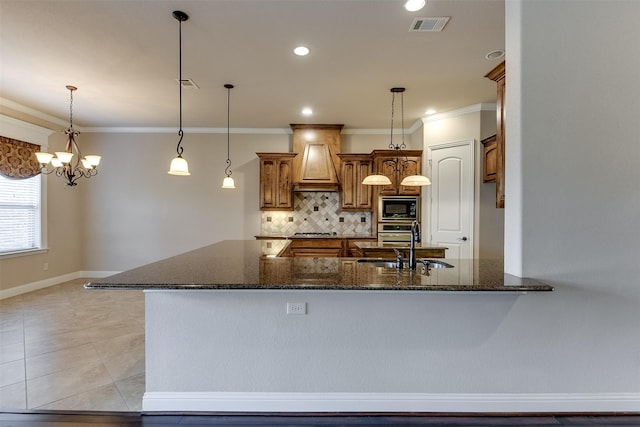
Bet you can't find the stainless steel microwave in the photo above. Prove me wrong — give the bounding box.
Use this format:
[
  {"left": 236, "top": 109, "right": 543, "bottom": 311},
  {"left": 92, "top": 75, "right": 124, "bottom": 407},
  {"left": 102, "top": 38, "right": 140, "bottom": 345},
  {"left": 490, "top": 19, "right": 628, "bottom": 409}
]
[{"left": 378, "top": 196, "right": 420, "bottom": 222}]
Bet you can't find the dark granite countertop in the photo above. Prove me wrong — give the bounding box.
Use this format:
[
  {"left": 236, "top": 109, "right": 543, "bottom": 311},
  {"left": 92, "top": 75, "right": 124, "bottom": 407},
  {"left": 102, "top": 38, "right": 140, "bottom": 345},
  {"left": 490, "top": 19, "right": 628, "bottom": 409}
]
[
  {"left": 255, "top": 234, "right": 377, "bottom": 239},
  {"left": 85, "top": 240, "right": 553, "bottom": 292}
]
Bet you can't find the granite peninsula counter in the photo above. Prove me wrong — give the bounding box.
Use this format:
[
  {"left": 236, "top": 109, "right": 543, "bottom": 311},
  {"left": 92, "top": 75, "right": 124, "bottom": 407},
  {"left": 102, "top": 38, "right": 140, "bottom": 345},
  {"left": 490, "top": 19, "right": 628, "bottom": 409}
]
[
  {"left": 85, "top": 240, "right": 554, "bottom": 413},
  {"left": 86, "top": 240, "right": 553, "bottom": 292}
]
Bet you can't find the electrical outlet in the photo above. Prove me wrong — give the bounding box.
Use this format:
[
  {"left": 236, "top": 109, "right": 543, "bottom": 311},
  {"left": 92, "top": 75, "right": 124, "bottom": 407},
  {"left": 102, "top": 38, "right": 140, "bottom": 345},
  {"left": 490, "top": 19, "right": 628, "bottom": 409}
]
[
  {"left": 286, "top": 302, "right": 306, "bottom": 315},
  {"left": 43, "top": 262, "right": 49, "bottom": 271}
]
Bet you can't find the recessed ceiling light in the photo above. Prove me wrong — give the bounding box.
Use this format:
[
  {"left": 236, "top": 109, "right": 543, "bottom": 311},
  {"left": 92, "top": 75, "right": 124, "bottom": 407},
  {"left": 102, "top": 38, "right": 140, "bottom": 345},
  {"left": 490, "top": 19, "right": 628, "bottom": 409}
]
[
  {"left": 425, "top": 109, "right": 436, "bottom": 115},
  {"left": 485, "top": 49, "right": 505, "bottom": 60},
  {"left": 302, "top": 107, "right": 313, "bottom": 116},
  {"left": 294, "top": 46, "right": 310, "bottom": 56},
  {"left": 404, "top": 0, "right": 426, "bottom": 12}
]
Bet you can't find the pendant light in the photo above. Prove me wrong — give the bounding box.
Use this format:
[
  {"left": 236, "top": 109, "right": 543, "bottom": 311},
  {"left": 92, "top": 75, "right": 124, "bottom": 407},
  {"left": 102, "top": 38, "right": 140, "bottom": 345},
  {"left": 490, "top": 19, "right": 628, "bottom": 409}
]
[
  {"left": 168, "top": 10, "right": 190, "bottom": 176},
  {"left": 35, "top": 85, "right": 102, "bottom": 186},
  {"left": 221, "top": 84, "right": 236, "bottom": 189},
  {"left": 362, "top": 87, "right": 431, "bottom": 187}
]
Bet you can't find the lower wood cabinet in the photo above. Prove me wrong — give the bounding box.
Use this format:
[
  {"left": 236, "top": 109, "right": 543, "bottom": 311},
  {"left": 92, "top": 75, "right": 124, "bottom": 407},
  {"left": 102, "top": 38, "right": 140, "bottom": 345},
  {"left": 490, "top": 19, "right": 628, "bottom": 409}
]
[
  {"left": 346, "top": 237, "right": 377, "bottom": 257},
  {"left": 289, "top": 238, "right": 344, "bottom": 257}
]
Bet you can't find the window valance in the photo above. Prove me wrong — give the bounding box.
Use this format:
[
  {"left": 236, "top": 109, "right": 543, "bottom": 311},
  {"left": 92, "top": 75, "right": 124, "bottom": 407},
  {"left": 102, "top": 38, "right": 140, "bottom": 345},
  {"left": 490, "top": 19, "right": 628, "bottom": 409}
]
[{"left": 0, "top": 135, "right": 42, "bottom": 179}]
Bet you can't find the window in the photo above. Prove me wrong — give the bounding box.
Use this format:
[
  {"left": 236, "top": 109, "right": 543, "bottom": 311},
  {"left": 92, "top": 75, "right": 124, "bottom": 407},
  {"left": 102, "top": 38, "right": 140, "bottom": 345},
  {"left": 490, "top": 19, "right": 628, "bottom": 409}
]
[{"left": 0, "top": 174, "right": 42, "bottom": 254}]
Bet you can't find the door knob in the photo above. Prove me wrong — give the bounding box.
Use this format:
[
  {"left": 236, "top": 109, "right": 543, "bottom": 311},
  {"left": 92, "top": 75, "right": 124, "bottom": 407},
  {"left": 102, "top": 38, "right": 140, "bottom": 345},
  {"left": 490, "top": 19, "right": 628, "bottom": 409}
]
[{"left": 458, "top": 237, "right": 468, "bottom": 241}]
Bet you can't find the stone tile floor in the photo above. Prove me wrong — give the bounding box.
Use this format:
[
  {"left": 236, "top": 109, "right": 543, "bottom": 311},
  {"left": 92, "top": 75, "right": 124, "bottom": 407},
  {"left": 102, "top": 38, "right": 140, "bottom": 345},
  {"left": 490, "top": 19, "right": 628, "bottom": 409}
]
[{"left": 0, "top": 278, "right": 145, "bottom": 411}]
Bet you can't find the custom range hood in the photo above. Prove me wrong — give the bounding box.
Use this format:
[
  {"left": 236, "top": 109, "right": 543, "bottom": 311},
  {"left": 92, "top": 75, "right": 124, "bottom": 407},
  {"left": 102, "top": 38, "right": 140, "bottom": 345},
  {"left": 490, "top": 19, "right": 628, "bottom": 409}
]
[{"left": 291, "top": 124, "right": 343, "bottom": 192}]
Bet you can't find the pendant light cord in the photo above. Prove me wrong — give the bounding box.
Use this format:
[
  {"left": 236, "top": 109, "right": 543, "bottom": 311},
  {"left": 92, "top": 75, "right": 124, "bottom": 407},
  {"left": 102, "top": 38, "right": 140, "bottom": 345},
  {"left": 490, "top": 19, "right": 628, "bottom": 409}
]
[
  {"left": 388, "top": 91, "right": 395, "bottom": 150},
  {"left": 175, "top": 13, "right": 185, "bottom": 156},
  {"left": 224, "top": 84, "right": 234, "bottom": 177}
]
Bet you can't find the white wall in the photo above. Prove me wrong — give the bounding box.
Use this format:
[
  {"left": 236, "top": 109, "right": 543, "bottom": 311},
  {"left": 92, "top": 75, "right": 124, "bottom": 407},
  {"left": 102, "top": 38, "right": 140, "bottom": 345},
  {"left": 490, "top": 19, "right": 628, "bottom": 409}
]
[
  {"left": 79, "top": 131, "right": 289, "bottom": 271},
  {"left": 422, "top": 106, "right": 504, "bottom": 259}
]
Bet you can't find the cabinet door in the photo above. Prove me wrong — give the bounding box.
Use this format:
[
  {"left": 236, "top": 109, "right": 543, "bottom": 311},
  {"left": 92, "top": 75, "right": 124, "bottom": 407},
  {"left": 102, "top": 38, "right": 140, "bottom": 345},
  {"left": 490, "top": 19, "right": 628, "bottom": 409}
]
[
  {"left": 398, "top": 156, "right": 422, "bottom": 196},
  {"left": 355, "top": 159, "right": 373, "bottom": 209},
  {"left": 275, "top": 159, "right": 293, "bottom": 209},
  {"left": 481, "top": 134, "right": 497, "bottom": 183},
  {"left": 260, "top": 158, "right": 278, "bottom": 209},
  {"left": 375, "top": 157, "right": 400, "bottom": 196},
  {"left": 339, "top": 155, "right": 373, "bottom": 211},
  {"left": 258, "top": 153, "right": 296, "bottom": 211},
  {"left": 372, "top": 150, "right": 423, "bottom": 196}
]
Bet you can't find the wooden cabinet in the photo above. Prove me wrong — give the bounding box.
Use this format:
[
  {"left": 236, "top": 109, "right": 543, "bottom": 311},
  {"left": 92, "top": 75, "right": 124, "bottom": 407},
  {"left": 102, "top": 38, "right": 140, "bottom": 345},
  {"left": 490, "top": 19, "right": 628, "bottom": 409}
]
[
  {"left": 257, "top": 153, "right": 297, "bottom": 211},
  {"left": 481, "top": 134, "right": 497, "bottom": 183},
  {"left": 371, "top": 149, "right": 423, "bottom": 196},
  {"left": 345, "top": 237, "right": 377, "bottom": 257},
  {"left": 289, "top": 238, "right": 344, "bottom": 257},
  {"left": 337, "top": 153, "right": 373, "bottom": 211},
  {"left": 485, "top": 61, "right": 505, "bottom": 208}
]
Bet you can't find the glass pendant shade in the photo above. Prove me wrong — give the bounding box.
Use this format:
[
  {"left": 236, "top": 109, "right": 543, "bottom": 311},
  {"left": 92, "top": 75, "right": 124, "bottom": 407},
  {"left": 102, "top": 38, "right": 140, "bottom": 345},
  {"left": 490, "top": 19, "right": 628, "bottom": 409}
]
[
  {"left": 222, "top": 176, "right": 235, "bottom": 189},
  {"left": 35, "top": 152, "right": 54, "bottom": 164},
  {"left": 50, "top": 158, "right": 63, "bottom": 168},
  {"left": 168, "top": 155, "right": 190, "bottom": 176},
  {"left": 55, "top": 151, "right": 74, "bottom": 164},
  {"left": 362, "top": 174, "right": 392, "bottom": 186},
  {"left": 84, "top": 155, "right": 102, "bottom": 167},
  {"left": 401, "top": 174, "right": 431, "bottom": 186}
]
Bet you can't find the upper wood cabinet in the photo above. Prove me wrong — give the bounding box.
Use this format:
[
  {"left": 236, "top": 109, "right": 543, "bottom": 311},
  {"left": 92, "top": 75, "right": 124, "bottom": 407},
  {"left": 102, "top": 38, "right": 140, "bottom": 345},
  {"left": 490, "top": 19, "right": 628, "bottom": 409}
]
[
  {"left": 485, "top": 61, "right": 505, "bottom": 208},
  {"left": 257, "top": 152, "right": 297, "bottom": 211},
  {"left": 481, "top": 134, "right": 497, "bottom": 183},
  {"left": 371, "top": 149, "right": 423, "bottom": 196},
  {"left": 337, "top": 153, "right": 373, "bottom": 211}
]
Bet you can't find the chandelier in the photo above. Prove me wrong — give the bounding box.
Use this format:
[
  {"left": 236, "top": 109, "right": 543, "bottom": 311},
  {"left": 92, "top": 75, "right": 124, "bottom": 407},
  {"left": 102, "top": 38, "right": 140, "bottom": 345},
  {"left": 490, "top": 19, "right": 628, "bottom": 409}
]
[
  {"left": 35, "top": 85, "right": 101, "bottom": 186},
  {"left": 362, "top": 87, "right": 431, "bottom": 187},
  {"left": 168, "top": 10, "right": 191, "bottom": 176}
]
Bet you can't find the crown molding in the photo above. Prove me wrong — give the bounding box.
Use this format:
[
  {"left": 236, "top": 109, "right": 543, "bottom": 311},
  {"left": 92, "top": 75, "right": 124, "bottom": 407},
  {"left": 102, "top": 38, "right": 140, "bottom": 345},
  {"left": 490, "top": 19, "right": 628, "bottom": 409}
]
[
  {"left": 422, "top": 103, "right": 497, "bottom": 123},
  {"left": 0, "top": 97, "right": 67, "bottom": 128}
]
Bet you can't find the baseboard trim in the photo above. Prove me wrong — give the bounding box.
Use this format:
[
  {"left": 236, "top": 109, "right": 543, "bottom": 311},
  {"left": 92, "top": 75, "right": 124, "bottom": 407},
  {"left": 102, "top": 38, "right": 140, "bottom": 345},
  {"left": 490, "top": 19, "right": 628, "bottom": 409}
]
[
  {"left": 0, "top": 270, "right": 120, "bottom": 299},
  {"left": 142, "top": 392, "right": 640, "bottom": 413}
]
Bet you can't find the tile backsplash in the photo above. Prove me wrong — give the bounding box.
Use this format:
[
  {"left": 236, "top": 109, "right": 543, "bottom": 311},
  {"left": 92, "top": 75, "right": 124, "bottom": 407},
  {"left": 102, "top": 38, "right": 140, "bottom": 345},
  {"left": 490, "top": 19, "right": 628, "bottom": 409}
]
[{"left": 261, "top": 192, "right": 372, "bottom": 235}]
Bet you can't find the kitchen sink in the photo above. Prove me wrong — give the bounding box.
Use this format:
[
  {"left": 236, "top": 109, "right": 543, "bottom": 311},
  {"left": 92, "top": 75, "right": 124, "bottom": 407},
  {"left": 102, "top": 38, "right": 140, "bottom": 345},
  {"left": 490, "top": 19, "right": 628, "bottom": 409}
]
[{"left": 356, "top": 258, "right": 454, "bottom": 270}]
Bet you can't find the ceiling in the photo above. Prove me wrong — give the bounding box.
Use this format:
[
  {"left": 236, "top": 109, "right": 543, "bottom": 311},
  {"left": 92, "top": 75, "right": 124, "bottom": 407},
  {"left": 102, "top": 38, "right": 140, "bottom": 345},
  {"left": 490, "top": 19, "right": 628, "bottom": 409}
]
[{"left": 0, "top": 0, "right": 504, "bottom": 131}]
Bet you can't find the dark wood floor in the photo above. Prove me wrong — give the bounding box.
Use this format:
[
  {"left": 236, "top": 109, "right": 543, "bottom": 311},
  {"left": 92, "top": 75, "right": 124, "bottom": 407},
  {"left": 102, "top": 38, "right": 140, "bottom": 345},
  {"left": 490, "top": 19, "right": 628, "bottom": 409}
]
[{"left": 2, "top": 412, "right": 640, "bottom": 427}]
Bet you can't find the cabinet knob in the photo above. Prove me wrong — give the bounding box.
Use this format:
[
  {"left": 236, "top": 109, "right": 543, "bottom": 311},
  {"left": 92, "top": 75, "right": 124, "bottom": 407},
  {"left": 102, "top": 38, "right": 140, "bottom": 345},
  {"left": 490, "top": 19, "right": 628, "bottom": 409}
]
[{"left": 457, "top": 237, "right": 468, "bottom": 241}]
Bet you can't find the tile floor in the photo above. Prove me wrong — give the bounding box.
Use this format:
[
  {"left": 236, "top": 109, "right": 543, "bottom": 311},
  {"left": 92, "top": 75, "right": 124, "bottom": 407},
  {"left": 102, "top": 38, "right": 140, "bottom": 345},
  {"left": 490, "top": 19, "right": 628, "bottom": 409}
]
[{"left": 0, "top": 278, "right": 145, "bottom": 411}]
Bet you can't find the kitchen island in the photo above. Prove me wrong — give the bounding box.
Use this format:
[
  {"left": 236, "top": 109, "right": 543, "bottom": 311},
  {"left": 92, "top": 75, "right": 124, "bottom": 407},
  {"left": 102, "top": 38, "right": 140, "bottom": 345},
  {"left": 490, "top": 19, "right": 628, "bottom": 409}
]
[{"left": 86, "top": 240, "right": 553, "bottom": 413}]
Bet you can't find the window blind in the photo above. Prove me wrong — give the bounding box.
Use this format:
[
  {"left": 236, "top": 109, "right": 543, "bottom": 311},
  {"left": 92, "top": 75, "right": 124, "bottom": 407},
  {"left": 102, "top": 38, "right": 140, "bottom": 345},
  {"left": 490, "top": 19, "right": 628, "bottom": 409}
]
[{"left": 0, "top": 174, "right": 41, "bottom": 254}]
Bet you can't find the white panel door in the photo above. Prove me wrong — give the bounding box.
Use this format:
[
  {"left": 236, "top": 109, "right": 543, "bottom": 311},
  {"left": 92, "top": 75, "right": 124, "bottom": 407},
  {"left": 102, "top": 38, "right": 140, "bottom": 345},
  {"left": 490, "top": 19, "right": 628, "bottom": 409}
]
[{"left": 429, "top": 140, "right": 474, "bottom": 261}]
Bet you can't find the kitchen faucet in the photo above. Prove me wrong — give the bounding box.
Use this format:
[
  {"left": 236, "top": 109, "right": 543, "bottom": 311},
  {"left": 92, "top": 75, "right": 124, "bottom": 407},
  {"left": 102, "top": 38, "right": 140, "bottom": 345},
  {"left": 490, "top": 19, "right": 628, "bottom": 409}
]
[
  {"left": 391, "top": 221, "right": 421, "bottom": 270},
  {"left": 409, "top": 220, "right": 420, "bottom": 270}
]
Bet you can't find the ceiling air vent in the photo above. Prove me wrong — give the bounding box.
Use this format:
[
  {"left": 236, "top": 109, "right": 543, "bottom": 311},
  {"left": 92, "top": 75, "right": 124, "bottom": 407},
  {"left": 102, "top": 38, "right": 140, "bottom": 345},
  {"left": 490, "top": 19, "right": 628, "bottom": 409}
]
[
  {"left": 177, "top": 78, "right": 199, "bottom": 89},
  {"left": 409, "top": 17, "right": 450, "bottom": 32}
]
